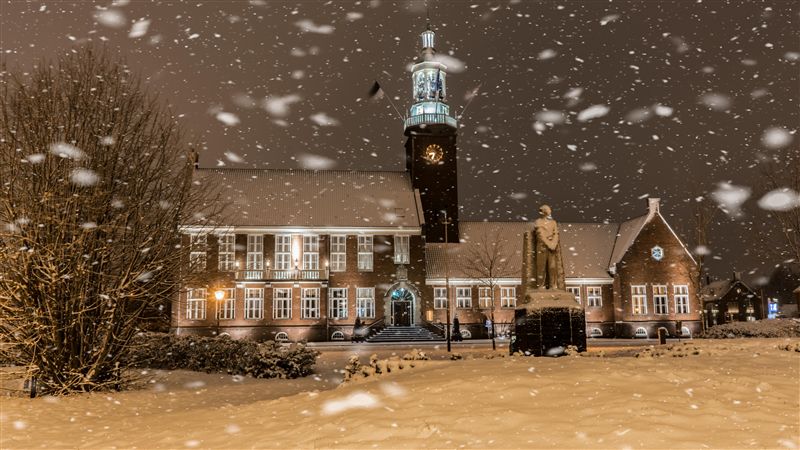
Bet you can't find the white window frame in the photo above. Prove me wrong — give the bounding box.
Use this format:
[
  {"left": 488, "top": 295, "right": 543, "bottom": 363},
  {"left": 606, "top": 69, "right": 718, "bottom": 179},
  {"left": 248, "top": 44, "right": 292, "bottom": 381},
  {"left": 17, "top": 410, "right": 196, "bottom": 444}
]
[
  {"left": 653, "top": 284, "right": 669, "bottom": 315},
  {"left": 273, "top": 288, "right": 292, "bottom": 319},
  {"left": 244, "top": 288, "right": 264, "bottom": 320},
  {"left": 356, "top": 287, "right": 375, "bottom": 318},
  {"left": 275, "top": 234, "right": 292, "bottom": 270},
  {"left": 394, "top": 235, "right": 410, "bottom": 264},
  {"left": 586, "top": 286, "right": 602, "bottom": 308},
  {"left": 246, "top": 235, "right": 264, "bottom": 270},
  {"left": 302, "top": 235, "right": 319, "bottom": 270},
  {"left": 674, "top": 285, "right": 690, "bottom": 314},
  {"left": 500, "top": 287, "right": 516, "bottom": 308},
  {"left": 434, "top": 287, "right": 448, "bottom": 309},
  {"left": 329, "top": 287, "right": 348, "bottom": 319},
  {"left": 186, "top": 288, "right": 207, "bottom": 320},
  {"left": 632, "top": 285, "right": 648, "bottom": 315},
  {"left": 217, "top": 234, "right": 235, "bottom": 272},
  {"left": 189, "top": 234, "right": 207, "bottom": 272},
  {"left": 329, "top": 235, "right": 346, "bottom": 272},
  {"left": 357, "top": 235, "right": 373, "bottom": 271},
  {"left": 218, "top": 288, "right": 236, "bottom": 320},
  {"left": 456, "top": 287, "right": 472, "bottom": 308},
  {"left": 566, "top": 286, "right": 581, "bottom": 305},
  {"left": 478, "top": 287, "right": 492, "bottom": 308},
  {"left": 301, "top": 288, "right": 320, "bottom": 319}
]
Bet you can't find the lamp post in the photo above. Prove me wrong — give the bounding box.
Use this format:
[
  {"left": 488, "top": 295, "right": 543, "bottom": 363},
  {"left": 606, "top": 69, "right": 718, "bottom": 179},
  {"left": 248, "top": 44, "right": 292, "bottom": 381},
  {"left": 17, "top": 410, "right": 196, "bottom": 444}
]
[
  {"left": 442, "top": 211, "right": 452, "bottom": 353},
  {"left": 214, "top": 289, "right": 224, "bottom": 336}
]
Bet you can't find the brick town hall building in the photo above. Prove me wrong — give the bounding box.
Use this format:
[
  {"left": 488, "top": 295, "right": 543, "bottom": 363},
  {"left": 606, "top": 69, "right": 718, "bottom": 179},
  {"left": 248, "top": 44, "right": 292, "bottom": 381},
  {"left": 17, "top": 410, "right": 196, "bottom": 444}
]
[{"left": 172, "top": 26, "right": 701, "bottom": 342}]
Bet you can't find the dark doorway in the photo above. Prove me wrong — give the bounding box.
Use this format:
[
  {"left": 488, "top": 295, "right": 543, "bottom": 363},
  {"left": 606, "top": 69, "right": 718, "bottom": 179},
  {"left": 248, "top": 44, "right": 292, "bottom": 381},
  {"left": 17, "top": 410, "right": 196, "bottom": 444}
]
[{"left": 393, "top": 302, "right": 411, "bottom": 326}]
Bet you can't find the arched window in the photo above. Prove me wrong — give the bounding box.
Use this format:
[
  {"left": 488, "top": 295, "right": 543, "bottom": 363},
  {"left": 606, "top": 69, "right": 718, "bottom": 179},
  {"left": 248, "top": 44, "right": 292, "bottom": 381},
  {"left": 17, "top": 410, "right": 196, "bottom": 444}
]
[
  {"left": 589, "top": 328, "right": 602, "bottom": 338},
  {"left": 681, "top": 326, "right": 691, "bottom": 338},
  {"left": 634, "top": 327, "right": 648, "bottom": 338},
  {"left": 331, "top": 331, "right": 345, "bottom": 341},
  {"left": 274, "top": 331, "right": 289, "bottom": 343},
  {"left": 460, "top": 329, "right": 472, "bottom": 339}
]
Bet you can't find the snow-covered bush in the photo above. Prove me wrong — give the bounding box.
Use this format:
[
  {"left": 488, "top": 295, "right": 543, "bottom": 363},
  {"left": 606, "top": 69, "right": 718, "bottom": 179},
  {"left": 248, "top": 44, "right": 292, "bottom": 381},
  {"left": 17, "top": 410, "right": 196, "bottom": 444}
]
[
  {"left": 122, "top": 333, "right": 319, "bottom": 379},
  {"left": 701, "top": 319, "right": 800, "bottom": 339}
]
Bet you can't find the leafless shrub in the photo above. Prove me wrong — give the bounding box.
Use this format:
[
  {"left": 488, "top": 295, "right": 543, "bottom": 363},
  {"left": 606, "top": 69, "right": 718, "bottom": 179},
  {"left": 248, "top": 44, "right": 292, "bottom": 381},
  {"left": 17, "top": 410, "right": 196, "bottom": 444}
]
[{"left": 0, "top": 47, "right": 218, "bottom": 394}]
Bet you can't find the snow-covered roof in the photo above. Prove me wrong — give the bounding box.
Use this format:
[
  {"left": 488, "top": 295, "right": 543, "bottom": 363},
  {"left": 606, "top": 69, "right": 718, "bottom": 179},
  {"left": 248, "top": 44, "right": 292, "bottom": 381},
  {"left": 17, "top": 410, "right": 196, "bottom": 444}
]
[
  {"left": 190, "top": 169, "right": 422, "bottom": 229},
  {"left": 426, "top": 221, "right": 620, "bottom": 280},
  {"left": 700, "top": 277, "right": 757, "bottom": 302}
]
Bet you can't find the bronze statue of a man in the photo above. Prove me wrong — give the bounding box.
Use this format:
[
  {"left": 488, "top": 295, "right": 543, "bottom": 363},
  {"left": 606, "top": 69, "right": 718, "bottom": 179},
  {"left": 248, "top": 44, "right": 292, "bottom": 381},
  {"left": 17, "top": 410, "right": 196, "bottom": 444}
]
[{"left": 524, "top": 204, "right": 566, "bottom": 291}]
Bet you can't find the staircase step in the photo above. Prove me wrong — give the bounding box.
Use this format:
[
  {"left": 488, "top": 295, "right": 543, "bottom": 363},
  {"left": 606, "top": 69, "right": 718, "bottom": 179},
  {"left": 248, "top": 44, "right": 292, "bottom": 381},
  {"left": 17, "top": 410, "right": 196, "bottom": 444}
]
[{"left": 366, "top": 325, "right": 445, "bottom": 343}]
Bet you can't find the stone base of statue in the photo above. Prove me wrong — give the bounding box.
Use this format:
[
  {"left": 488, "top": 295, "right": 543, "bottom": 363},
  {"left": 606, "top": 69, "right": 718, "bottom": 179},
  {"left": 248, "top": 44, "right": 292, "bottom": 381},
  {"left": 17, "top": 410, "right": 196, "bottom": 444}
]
[{"left": 510, "top": 289, "right": 587, "bottom": 356}]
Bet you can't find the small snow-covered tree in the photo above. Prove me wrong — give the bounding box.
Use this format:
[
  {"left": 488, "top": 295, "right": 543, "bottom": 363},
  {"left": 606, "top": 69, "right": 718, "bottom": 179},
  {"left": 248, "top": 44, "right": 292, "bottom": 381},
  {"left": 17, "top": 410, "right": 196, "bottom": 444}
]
[{"left": 0, "top": 47, "right": 217, "bottom": 394}]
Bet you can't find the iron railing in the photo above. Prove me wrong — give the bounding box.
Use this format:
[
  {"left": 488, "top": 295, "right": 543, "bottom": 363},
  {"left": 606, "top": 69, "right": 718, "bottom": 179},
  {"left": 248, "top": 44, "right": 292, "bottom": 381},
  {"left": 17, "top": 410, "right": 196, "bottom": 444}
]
[
  {"left": 235, "top": 268, "right": 329, "bottom": 281},
  {"left": 404, "top": 113, "right": 457, "bottom": 129}
]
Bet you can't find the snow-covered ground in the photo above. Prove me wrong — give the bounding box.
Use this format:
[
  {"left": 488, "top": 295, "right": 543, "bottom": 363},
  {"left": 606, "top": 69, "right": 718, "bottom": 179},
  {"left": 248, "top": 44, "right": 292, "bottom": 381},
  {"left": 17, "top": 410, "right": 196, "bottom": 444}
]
[{"left": 2, "top": 339, "right": 798, "bottom": 449}]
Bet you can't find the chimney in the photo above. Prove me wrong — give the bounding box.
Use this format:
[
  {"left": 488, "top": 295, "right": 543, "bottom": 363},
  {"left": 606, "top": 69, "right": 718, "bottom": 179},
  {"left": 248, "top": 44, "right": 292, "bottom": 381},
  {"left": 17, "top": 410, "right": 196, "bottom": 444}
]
[
  {"left": 189, "top": 149, "right": 199, "bottom": 170},
  {"left": 647, "top": 197, "right": 660, "bottom": 216},
  {"left": 733, "top": 271, "right": 741, "bottom": 282}
]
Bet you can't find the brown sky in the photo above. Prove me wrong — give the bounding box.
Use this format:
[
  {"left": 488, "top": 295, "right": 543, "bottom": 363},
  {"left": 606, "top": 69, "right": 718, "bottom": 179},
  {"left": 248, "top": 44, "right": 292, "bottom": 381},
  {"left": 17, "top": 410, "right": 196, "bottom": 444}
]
[{"left": 1, "top": 0, "right": 798, "bottom": 283}]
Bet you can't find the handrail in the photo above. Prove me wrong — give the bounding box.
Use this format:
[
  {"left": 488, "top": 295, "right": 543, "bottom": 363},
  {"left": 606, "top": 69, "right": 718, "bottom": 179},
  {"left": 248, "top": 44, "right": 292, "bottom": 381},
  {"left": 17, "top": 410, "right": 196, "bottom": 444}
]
[
  {"left": 419, "top": 319, "right": 446, "bottom": 338},
  {"left": 404, "top": 113, "right": 457, "bottom": 129}
]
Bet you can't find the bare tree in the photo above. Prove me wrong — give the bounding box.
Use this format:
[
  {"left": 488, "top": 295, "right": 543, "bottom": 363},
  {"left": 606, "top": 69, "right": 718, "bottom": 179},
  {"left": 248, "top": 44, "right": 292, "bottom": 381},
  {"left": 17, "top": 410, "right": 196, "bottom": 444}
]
[
  {"left": 0, "top": 47, "right": 217, "bottom": 394},
  {"left": 461, "top": 227, "right": 517, "bottom": 350},
  {"left": 761, "top": 148, "right": 800, "bottom": 266}
]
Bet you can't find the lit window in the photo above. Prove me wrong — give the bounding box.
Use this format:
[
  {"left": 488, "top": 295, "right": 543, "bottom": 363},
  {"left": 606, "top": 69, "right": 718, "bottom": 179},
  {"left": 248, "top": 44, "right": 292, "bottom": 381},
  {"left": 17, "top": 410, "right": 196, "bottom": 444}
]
[
  {"left": 357, "top": 236, "right": 373, "bottom": 271},
  {"left": 634, "top": 327, "right": 648, "bottom": 338},
  {"left": 329, "top": 288, "right": 348, "bottom": 319},
  {"left": 500, "top": 287, "right": 516, "bottom": 308},
  {"left": 274, "top": 331, "right": 289, "bottom": 343},
  {"left": 244, "top": 288, "right": 264, "bottom": 320},
  {"left": 274, "top": 234, "right": 291, "bottom": 270},
  {"left": 456, "top": 287, "right": 472, "bottom": 308},
  {"left": 302, "top": 288, "right": 320, "bottom": 319},
  {"left": 632, "top": 285, "right": 647, "bottom": 315},
  {"left": 218, "top": 288, "right": 235, "bottom": 320},
  {"left": 566, "top": 286, "right": 581, "bottom": 304},
  {"left": 329, "top": 235, "right": 346, "bottom": 272},
  {"left": 217, "top": 234, "right": 235, "bottom": 272},
  {"left": 186, "top": 288, "right": 206, "bottom": 320},
  {"left": 246, "top": 235, "right": 264, "bottom": 270},
  {"left": 478, "top": 287, "right": 492, "bottom": 308},
  {"left": 460, "top": 329, "right": 472, "bottom": 339},
  {"left": 189, "top": 234, "right": 207, "bottom": 272},
  {"left": 653, "top": 285, "right": 668, "bottom": 314},
  {"left": 356, "top": 288, "right": 375, "bottom": 318},
  {"left": 674, "top": 285, "right": 690, "bottom": 314},
  {"left": 273, "top": 288, "right": 292, "bottom": 319},
  {"left": 331, "top": 331, "right": 345, "bottom": 341},
  {"left": 302, "top": 235, "right": 319, "bottom": 270},
  {"left": 434, "top": 287, "right": 448, "bottom": 309},
  {"left": 586, "top": 286, "right": 602, "bottom": 307},
  {"left": 394, "top": 235, "right": 410, "bottom": 264},
  {"left": 590, "top": 327, "right": 603, "bottom": 337}
]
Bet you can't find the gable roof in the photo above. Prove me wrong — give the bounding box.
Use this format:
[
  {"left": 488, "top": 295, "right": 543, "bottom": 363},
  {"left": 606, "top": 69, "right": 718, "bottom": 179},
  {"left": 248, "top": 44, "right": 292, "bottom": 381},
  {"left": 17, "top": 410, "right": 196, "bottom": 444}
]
[
  {"left": 191, "top": 169, "right": 422, "bottom": 229},
  {"left": 426, "top": 221, "right": 617, "bottom": 280},
  {"left": 700, "top": 278, "right": 757, "bottom": 302},
  {"left": 426, "top": 200, "right": 695, "bottom": 281}
]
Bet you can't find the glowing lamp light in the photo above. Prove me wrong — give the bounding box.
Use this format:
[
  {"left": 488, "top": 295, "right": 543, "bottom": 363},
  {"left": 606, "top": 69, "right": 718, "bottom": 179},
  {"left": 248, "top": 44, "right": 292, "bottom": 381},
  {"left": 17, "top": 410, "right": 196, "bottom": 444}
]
[{"left": 214, "top": 290, "right": 224, "bottom": 301}]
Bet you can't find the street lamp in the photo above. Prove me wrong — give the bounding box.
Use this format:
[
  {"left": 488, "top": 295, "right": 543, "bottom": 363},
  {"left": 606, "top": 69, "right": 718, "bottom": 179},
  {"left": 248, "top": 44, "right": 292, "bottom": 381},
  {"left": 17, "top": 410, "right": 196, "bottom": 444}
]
[
  {"left": 214, "top": 289, "right": 225, "bottom": 336},
  {"left": 442, "top": 211, "right": 453, "bottom": 353}
]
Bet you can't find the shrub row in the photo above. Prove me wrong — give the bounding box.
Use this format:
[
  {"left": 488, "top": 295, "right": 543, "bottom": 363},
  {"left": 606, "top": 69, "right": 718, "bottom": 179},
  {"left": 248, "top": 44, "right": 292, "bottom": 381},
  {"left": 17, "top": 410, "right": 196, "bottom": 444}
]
[
  {"left": 122, "top": 332, "right": 319, "bottom": 379},
  {"left": 701, "top": 319, "right": 800, "bottom": 339}
]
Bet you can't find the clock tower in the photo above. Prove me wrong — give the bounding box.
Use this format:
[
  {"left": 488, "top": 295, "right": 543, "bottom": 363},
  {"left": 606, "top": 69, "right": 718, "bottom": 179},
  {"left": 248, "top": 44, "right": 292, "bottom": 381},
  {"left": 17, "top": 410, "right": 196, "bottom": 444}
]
[{"left": 404, "top": 24, "right": 459, "bottom": 243}]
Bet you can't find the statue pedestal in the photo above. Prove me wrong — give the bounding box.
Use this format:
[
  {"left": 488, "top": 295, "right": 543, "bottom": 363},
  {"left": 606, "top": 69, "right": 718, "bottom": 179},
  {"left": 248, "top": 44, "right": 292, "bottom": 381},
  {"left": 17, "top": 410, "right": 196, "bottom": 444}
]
[{"left": 511, "top": 289, "right": 587, "bottom": 356}]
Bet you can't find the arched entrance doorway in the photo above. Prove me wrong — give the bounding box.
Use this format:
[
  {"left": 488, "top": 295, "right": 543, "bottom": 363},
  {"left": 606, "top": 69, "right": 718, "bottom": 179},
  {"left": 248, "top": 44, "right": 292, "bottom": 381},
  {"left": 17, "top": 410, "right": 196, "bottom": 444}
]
[{"left": 390, "top": 288, "right": 414, "bottom": 326}]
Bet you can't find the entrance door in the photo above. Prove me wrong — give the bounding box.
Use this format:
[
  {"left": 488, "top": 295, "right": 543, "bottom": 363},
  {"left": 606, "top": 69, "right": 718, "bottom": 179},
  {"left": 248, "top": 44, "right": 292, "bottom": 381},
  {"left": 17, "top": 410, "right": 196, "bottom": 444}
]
[
  {"left": 390, "top": 288, "right": 415, "bottom": 326},
  {"left": 393, "top": 302, "right": 411, "bottom": 326}
]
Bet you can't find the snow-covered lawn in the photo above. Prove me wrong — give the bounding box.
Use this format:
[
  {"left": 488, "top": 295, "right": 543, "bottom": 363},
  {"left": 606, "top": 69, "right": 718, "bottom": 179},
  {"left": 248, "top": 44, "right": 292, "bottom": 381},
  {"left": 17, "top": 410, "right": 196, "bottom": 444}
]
[{"left": 2, "top": 339, "right": 798, "bottom": 449}]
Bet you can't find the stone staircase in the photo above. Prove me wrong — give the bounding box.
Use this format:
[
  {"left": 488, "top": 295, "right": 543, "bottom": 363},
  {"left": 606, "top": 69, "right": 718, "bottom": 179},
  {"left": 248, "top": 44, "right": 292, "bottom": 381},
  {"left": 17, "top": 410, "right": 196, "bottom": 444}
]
[{"left": 366, "top": 325, "right": 444, "bottom": 343}]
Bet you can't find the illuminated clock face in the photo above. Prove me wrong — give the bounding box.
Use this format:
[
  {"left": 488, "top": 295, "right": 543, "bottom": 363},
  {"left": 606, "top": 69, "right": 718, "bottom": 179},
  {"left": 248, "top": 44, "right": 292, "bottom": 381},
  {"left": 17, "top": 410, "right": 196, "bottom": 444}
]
[{"left": 423, "top": 144, "right": 444, "bottom": 163}]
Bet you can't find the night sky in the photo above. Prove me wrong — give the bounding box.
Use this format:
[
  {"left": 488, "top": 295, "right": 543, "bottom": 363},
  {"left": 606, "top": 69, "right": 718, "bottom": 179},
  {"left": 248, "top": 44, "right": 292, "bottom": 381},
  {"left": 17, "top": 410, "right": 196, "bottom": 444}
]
[{"left": 1, "top": 0, "right": 798, "bottom": 283}]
